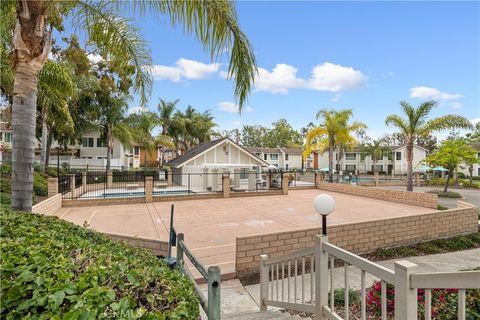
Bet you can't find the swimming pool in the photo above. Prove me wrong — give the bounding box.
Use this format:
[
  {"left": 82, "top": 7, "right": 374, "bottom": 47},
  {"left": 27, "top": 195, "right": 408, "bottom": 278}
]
[{"left": 96, "top": 190, "right": 192, "bottom": 198}]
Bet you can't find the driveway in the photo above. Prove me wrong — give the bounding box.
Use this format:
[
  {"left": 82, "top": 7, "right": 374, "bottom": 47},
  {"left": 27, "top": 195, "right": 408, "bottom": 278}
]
[{"left": 379, "top": 186, "right": 479, "bottom": 208}]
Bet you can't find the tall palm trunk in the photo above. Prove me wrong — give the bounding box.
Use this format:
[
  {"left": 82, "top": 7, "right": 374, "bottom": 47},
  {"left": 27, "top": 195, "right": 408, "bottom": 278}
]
[
  {"left": 328, "top": 143, "right": 334, "bottom": 183},
  {"left": 11, "top": 63, "right": 40, "bottom": 211},
  {"left": 39, "top": 110, "right": 48, "bottom": 173},
  {"left": 45, "top": 131, "right": 53, "bottom": 168},
  {"left": 406, "top": 141, "right": 414, "bottom": 191}
]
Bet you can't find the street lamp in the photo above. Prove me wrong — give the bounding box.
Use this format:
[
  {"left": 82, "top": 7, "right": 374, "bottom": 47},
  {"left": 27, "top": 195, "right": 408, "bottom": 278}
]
[{"left": 313, "top": 194, "right": 335, "bottom": 236}]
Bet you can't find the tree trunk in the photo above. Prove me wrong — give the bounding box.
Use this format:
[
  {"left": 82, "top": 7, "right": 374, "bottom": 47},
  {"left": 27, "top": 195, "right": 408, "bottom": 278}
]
[
  {"left": 444, "top": 174, "right": 450, "bottom": 193},
  {"left": 45, "top": 130, "right": 53, "bottom": 169},
  {"left": 406, "top": 142, "right": 414, "bottom": 192},
  {"left": 469, "top": 166, "right": 473, "bottom": 187},
  {"left": 39, "top": 110, "right": 48, "bottom": 173},
  {"left": 11, "top": 63, "right": 39, "bottom": 211},
  {"left": 328, "top": 145, "right": 333, "bottom": 183}
]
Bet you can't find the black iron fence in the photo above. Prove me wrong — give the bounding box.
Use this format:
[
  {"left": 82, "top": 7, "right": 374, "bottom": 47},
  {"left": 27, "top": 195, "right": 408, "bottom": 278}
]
[{"left": 58, "top": 175, "right": 70, "bottom": 194}]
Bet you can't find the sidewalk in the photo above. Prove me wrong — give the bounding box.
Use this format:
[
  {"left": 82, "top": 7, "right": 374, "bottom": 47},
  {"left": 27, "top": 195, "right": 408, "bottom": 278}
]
[{"left": 210, "top": 248, "right": 480, "bottom": 316}]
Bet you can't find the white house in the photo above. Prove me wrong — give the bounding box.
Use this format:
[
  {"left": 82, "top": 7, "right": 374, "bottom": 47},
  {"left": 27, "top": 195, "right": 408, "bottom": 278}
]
[
  {"left": 244, "top": 147, "right": 303, "bottom": 170},
  {"left": 312, "top": 145, "right": 428, "bottom": 175},
  {"left": 47, "top": 130, "right": 131, "bottom": 169},
  {"left": 166, "top": 138, "right": 269, "bottom": 191}
]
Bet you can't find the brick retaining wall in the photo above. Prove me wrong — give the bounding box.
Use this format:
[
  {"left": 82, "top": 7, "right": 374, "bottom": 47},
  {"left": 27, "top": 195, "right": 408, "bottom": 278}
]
[
  {"left": 32, "top": 194, "right": 62, "bottom": 215},
  {"left": 235, "top": 202, "right": 477, "bottom": 277},
  {"left": 318, "top": 182, "right": 437, "bottom": 209},
  {"left": 104, "top": 232, "right": 169, "bottom": 257}
]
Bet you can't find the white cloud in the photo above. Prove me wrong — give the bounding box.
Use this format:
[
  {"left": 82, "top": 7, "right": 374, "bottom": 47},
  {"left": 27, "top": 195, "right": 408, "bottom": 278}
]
[
  {"left": 331, "top": 94, "right": 341, "bottom": 102},
  {"left": 87, "top": 53, "right": 103, "bottom": 64},
  {"left": 409, "top": 86, "right": 462, "bottom": 100},
  {"left": 451, "top": 102, "right": 463, "bottom": 109},
  {"left": 470, "top": 118, "right": 480, "bottom": 125},
  {"left": 309, "top": 62, "right": 367, "bottom": 92},
  {"left": 127, "top": 106, "right": 146, "bottom": 114},
  {"left": 152, "top": 58, "right": 219, "bottom": 82},
  {"left": 255, "top": 64, "right": 307, "bottom": 94},
  {"left": 388, "top": 72, "right": 394, "bottom": 76},
  {"left": 217, "top": 101, "right": 253, "bottom": 113},
  {"left": 254, "top": 62, "right": 367, "bottom": 94}
]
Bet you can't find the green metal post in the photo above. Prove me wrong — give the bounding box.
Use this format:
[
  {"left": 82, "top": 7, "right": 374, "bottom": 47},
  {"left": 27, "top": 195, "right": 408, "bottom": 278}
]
[
  {"left": 177, "top": 233, "right": 184, "bottom": 270},
  {"left": 207, "top": 266, "right": 221, "bottom": 320}
]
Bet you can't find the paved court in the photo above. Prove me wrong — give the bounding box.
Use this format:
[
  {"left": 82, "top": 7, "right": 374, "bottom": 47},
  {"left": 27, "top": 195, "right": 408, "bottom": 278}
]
[{"left": 55, "top": 189, "right": 435, "bottom": 277}]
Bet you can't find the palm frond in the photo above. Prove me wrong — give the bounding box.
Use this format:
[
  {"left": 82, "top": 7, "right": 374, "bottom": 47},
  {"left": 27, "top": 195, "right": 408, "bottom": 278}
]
[
  {"left": 419, "top": 115, "right": 473, "bottom": 135},
  {"left": 114, "top": 0, "right": 257, "bottom": 110},
  {"left": 385, "top": 115, "right": 409, "bottom": 133},
  {"left": 71, "top": 1, "right": 152, "bottom": 106}
]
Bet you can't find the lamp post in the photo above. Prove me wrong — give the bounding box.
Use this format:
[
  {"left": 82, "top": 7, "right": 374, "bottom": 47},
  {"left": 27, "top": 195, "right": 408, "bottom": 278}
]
[{"left": 313, "top": 194, "right": 335, "bottom": 236}]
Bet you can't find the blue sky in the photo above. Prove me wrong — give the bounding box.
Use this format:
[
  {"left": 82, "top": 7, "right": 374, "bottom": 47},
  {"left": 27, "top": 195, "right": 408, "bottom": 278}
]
[{"left": 71, "top": 1, "right": 480, "bottom": 138}]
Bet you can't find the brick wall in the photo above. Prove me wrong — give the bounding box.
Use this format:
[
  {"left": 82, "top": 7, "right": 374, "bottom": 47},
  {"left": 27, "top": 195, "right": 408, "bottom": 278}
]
[
  {"left": 32, "top": 194, "right": 62, "bottom": 215},
  {"left": 104, "top": 232, "right": 169, "bottom": 257},
  {"left": 318, "top": 182, "right": 437, "bottom": 209},
  {"left": 235, "top": 202, "right": 477, "bottom": 276}
]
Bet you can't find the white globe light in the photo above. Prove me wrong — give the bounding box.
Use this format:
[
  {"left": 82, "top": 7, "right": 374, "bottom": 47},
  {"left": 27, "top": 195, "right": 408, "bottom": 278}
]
[{"left": 313, "top": 194, "right": 335, "bottom": 216}]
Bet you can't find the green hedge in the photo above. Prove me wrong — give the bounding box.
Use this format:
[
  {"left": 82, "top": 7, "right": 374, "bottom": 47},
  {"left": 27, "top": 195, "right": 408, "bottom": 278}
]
[{"left": 0, "top": 210, "right": 199, "bottom": 319}]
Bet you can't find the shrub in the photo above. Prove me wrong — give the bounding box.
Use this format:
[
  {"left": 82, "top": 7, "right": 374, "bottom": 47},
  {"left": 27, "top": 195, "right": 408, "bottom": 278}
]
[
  {"left": 0, "top": 163, "right": 12, "bottom": 174},
  {"left": 367, "top": 280, "right": 480, "bottom": 319},
  {"left": 437, "top": 204, "right": 449, "bottom": 210},
  {"left": 0, "top": 209, "right": 199, "bottom": 318},
  {"left": 334, "top": 288, "right": 360, "bottom": 306},
  {"left": 0, "top": 192, "right": 11, "bottom": 207},
  {"left": 33, "top": 172, "right": 48, "bottom": 197},
  {"left": 0, "top": 178, "right": 11, "bottom": 194},
  {"left": 428, "top": 191, "right": 462, "bottom": 198}
]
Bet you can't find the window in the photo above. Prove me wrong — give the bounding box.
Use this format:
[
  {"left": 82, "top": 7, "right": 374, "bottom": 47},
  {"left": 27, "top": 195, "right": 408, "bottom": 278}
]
[
  {"left": 387, "top": 152, "right": 393, "bottom": 161},
  {"left": 270, "top": 154, "right": 278, "bottom": 160},
  {"left": 263, "top": 154, "right": 267, "bottom": 160},
  {"left": 240, "top": 168, "right": 248, "bottom": 179},
  {"left": 360, "top": 153, "right": 366, "bottom": 161},
  {"left": 82, "top": 137, "right": 94, "bottom": 147},
  {"left": 3, "top": 132, "right": 12, "bottom": 142},
  {"left": 96, "top": 156, "right": 107, "bottom": 159},
  {"left": 285, "top": 164, "right": 289, "bottom": 170},
  {"left": 285, "top": 154, "right": 289, "bottom": 160},
  {"left": 345, "top": 165, "right": 356, "bottom": 172},
  {"left": 345, "top": 153, "right": 356, "bottom": 160},
  {"left": 97, "top": 138, "right": 107, "bottom": 148},
  {"left": 372, "top": 164, "right": 383, "bottom": 172},
  {"left": 478, "top": 168, "right": 480, "bottom": 176},
  {"left": 133, "top": 146, "right": 140, "bottom": 156},
  {"left": 396, "top": 152, "right": 402, "bottom": 160},
  {"left": 255, "top": 153, "right": 260, "bottom": 157}
]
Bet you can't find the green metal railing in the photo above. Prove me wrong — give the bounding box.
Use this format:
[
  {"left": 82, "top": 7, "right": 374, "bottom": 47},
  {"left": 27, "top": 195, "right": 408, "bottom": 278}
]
[
  {"left": 177, "top": 233, "right": 221, "bottom": 319},
  {"left": 166, "top": 204, "right": 221, "bottom": 319}
]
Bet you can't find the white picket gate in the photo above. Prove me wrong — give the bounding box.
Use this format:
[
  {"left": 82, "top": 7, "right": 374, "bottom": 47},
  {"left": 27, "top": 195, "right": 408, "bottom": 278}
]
[{"left": 259, "top": 235, "right": 480, "bottom": 320}]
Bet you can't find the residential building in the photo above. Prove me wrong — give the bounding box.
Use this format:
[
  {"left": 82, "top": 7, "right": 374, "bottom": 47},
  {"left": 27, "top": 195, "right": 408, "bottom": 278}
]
[
  {"left": 166, "top": 138, "right": 269, "bottom": 191},
  {"left": 311, "top": 145, "right": 428, "bottom": 175},
  {"left": 244, "top": 147, "right": 303, "bottom": 170}
]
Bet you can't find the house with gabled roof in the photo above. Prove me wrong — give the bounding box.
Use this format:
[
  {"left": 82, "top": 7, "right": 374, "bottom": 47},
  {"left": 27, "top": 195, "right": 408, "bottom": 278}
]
[{"left": 165, "top": 138, "right": 270, "bottom": 191}]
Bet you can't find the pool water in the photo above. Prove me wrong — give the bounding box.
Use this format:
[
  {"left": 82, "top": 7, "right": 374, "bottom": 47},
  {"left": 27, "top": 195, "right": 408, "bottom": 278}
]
[{"left": 100, "top": 190, "right": 192, "bottom": 198}]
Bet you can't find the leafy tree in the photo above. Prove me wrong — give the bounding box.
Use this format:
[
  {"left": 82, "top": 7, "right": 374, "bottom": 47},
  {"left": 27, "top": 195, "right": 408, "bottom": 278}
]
[
  {"left": 218, "top": 129, "right": 241, "bottom": 144},
  {"left": 426, "top": 139, "right": 478, "bottom": 192},
  {"left": 385, "top": 101, "right": 472, "bottom": 191},
  {"left": 355, "top": 128, "right": 372, "bottom": 145},
  {"left": 465, "top": 122, "right": 480, "bottom": 142},
  {"left": 2, "top": 0, "right": 256, "bottom": 211},
  {"left": 241, "top": 124, "right": 269, "bottom": 147},
  {"left": 304, "top": 109, "right": 366, "bottom": 182},
  {"left": 264, "top": 119, "right": 303, "bottom": 148}
]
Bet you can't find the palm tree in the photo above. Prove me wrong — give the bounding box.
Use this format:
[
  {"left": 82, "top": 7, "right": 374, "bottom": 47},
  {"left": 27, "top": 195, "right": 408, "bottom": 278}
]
[
  {"left": 385, "top": 101, "right": 472, "bottom": 191},
  {"left": 361, "top": 139, "right": 391, "bottom": 173},
  {"left": 157, "top": 99, "right": 179, "bottom": 135},
  {"left": 37, "top": 60, "right": 76, "bottom": 172},
  {"left": 304, "top": 109, "right": 366, "bottom": 182},
  {"left": 3, "top": 0, "right": 256, "bottom": 211},
  {"left": 127, "top": 112, "right": 158, "bottom": 169}
]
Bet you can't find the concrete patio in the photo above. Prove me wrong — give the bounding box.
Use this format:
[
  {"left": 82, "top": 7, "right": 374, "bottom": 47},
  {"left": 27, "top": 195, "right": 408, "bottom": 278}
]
[{"left": 55, "top": 189, "right": 436, "bottom": 278}]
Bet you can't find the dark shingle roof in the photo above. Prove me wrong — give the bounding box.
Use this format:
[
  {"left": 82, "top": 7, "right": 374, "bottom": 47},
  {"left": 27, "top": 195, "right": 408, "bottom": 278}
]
[{"left": 166, "top": 138, "right": 226, "bottom": 167}]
